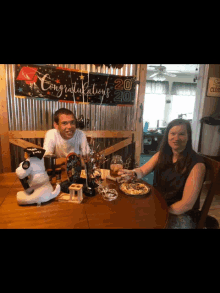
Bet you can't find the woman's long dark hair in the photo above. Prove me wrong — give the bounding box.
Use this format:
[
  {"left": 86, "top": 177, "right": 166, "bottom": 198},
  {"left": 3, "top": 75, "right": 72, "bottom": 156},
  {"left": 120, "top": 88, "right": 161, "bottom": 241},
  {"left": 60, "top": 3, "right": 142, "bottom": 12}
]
[{"left": 157, "top": 119, "right": 194, "bottom": 174}]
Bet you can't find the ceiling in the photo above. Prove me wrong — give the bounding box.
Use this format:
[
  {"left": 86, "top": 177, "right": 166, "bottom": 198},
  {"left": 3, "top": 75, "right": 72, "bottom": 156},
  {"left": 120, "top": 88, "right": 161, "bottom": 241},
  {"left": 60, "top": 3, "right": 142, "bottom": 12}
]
[{"left": 147, "top": 64, "right": 199, "bottom": 78}]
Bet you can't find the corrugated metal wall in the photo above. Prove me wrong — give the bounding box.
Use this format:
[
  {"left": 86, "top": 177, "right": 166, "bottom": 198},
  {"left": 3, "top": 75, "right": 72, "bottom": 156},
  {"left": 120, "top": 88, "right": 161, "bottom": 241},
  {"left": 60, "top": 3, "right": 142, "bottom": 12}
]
[{"left": 6, "top": 64, "right": 139, "bottom": 171}]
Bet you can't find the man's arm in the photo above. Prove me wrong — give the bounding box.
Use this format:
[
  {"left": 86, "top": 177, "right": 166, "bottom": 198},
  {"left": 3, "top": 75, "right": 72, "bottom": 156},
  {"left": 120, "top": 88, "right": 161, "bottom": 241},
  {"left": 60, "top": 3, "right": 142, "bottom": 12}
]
[{"left": 43, "top": 130, "right": 55, "bottom": 156}]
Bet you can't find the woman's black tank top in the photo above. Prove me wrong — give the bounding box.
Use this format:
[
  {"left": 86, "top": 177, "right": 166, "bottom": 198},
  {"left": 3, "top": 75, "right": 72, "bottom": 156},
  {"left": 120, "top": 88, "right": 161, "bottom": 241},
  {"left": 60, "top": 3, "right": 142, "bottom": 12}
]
[{"left": 153, "top": 150, "right": 205, "bottom": 211}]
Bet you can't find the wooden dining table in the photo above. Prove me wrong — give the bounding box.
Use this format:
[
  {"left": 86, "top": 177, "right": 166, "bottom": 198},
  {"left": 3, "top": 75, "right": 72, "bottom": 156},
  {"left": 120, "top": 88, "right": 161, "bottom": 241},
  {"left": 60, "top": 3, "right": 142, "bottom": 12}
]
[{"left": 0, "top": 170, "right": 168, "bottom": 229}]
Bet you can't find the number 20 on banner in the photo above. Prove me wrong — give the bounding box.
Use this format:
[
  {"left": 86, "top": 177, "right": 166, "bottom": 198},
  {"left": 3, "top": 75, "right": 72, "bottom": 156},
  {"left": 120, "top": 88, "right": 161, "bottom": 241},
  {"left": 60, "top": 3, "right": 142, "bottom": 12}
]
[
  {"left": 114, "top": 78, "right": 134, "bottom": 103},
  {"left": 114, "top": 78, "right": 133, "bottom": 90}
]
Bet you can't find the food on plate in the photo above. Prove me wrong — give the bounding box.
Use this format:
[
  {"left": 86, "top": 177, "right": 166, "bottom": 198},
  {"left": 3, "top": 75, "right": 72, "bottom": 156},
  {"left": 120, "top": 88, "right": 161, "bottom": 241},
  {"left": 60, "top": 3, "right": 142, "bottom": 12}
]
[{"left": 120, "top": 182, "right": 150, "bottom": 196}]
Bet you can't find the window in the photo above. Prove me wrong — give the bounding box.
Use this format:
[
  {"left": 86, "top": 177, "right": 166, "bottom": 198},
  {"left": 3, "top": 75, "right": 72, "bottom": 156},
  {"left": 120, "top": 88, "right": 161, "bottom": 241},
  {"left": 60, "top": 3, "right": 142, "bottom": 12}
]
[
  {"left": 170, "top": 95, "right": 196, "bottom": 121},
  {"left": 170, "top": 82, "right": 197, "bottom": 122},
  {"left": 143, "top": 80, "right": 168, "bottom": 129},
  {"left": 143, "top": 94, "right": 166, "bottom": 129},
  {"left": 143, "top": 80, "right": 197, "bottom": 129}
]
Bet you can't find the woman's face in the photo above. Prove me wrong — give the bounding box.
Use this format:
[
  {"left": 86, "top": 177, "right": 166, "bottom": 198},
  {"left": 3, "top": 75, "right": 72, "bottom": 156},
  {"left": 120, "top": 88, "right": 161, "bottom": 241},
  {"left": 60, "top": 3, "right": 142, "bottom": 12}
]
[{"left": 168, "top": 124, "right": 188, "bottom": 153}]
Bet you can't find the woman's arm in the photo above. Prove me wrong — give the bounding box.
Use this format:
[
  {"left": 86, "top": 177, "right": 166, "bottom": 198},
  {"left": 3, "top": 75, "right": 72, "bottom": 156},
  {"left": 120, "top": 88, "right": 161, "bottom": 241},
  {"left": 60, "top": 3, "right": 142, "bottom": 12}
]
[
  {"left": 138, "top": 151, "right": 160, "bottom": 177},
  {"left": 169, "top": 163, "right": 206, "bottom": 215},
  {"left": 118, "top": 151, "right": 160, "bottom": 179}
]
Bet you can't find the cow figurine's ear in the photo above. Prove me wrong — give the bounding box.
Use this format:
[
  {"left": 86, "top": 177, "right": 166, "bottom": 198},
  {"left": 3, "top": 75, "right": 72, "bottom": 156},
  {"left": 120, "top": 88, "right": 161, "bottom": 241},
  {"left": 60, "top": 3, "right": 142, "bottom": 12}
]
[{"left": 24, "top": 147, "right": 46, "bottom": 160}]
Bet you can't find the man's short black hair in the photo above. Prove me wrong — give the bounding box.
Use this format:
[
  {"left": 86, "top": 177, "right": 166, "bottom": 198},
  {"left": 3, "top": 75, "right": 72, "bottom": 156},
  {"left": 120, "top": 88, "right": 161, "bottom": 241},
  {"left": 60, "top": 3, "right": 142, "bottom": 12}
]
[{"left": 54, "top": 108, "right": 76, "bottom": 124}]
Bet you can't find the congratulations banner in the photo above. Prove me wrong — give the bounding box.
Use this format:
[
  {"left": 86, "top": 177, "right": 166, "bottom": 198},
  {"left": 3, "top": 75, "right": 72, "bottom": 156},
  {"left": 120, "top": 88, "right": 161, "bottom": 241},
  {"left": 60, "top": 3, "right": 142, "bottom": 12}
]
[{"left": 15, "top": 64, "right": 136, "bottom": 105}]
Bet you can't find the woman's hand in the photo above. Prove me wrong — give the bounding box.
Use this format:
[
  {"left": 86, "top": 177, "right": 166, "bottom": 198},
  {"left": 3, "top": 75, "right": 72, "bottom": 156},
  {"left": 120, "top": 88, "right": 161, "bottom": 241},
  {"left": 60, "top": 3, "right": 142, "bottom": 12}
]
[{"left": 117, "top": 169, "right": 136, "bottom": 182}]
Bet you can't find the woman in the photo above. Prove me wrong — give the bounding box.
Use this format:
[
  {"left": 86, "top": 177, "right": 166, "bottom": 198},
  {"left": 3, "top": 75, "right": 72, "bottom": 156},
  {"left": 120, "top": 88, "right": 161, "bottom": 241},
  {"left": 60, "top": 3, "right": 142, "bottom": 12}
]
[{"left": 119, "top": 119, "right": 206, "bottom": 229}]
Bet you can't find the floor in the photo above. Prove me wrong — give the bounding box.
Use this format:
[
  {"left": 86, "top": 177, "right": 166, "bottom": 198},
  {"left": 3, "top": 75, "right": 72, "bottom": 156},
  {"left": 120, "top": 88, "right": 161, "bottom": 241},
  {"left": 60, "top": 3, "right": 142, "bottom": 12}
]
[{"left": 140, "top": 152, "right": 220, "bottom": 228}]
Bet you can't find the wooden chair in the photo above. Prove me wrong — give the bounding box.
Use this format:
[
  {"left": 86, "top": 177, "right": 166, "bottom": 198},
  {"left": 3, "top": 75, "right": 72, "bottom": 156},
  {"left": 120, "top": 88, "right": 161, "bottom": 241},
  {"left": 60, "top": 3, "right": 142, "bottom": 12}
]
[{"left": 196, "top": 153, "right": 220, "bottom": 229}]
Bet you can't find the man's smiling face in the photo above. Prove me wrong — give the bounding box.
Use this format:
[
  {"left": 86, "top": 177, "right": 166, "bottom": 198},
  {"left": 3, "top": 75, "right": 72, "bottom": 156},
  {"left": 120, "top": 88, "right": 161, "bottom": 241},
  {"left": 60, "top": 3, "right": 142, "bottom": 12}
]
[{"left": 54, "top": 114, "right": 76, "bottom": 140}]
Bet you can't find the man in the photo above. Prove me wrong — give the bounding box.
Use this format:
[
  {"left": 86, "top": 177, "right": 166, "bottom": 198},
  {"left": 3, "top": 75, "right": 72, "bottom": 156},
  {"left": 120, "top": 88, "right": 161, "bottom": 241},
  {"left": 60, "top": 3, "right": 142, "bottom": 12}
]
[{"left": 43, "top": 108, "right": 90, "bottom": 162}]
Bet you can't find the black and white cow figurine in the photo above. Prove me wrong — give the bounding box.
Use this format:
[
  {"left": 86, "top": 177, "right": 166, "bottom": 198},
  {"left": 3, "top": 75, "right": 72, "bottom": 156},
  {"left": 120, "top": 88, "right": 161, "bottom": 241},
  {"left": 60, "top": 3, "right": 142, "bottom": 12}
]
[{"left": 16, "top": 147, "right": 60, "bottom": 205}]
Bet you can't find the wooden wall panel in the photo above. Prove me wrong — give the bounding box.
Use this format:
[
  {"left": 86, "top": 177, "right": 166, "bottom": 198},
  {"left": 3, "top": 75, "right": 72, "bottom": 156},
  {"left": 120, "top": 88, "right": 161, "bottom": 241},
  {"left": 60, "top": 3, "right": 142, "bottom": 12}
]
[{"left": 0, "top": 65, "right": 11, "bottom": 172}]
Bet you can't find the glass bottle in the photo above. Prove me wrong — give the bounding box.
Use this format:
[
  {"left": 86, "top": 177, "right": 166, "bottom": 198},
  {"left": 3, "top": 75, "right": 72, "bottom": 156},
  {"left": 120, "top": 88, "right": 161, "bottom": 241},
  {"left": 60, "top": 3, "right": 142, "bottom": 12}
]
[{"left": 110, "top": 155, "right": 123, "bottom": 178}]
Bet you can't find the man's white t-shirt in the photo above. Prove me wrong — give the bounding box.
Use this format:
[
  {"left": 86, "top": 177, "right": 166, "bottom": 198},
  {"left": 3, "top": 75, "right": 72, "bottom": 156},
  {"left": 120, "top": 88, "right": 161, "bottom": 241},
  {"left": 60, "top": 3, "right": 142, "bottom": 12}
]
[{"left": 43, "top": 129, "right": 90, "bottom": 158}]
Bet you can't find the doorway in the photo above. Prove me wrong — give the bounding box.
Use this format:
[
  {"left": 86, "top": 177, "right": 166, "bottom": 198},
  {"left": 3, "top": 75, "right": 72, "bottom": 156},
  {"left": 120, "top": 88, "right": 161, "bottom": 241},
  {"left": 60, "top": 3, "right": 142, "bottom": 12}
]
[{"left": 143, "top": 64, "right": 199, "bottom": 132}]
